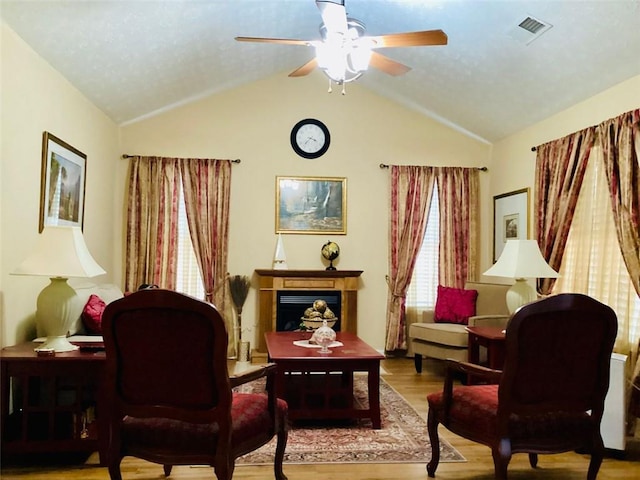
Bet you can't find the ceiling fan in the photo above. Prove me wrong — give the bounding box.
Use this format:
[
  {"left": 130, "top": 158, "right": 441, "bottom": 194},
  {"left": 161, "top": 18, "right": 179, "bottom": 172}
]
[{"left": 235, "top": 0, "right": 447, "bottom": 93}]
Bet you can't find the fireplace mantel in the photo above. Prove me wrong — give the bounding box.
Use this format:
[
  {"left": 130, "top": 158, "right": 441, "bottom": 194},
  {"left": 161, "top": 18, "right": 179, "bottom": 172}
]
[{"left": 254, "top": 269, "right": 363, "bottom": 354}]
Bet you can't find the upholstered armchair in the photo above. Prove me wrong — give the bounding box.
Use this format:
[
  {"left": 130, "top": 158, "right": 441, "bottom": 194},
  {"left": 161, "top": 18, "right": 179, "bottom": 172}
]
[
  {"left": 102, "top": 289, "right": 289, "bottom": 480},
  {"left": 426, "top": 293, "right": 618, "bottom": 479},
  {"left": 409, "top": 282, "right": 510, "bottom": 373}
]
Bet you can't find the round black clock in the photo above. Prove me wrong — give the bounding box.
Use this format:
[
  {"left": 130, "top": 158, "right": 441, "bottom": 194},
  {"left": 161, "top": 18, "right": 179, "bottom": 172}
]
[{"left": 290, "top": 118, "right": 330, "bottom": 159}]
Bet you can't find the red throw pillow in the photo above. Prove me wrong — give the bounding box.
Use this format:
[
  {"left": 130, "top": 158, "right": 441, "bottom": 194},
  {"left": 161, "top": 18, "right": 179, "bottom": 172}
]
[
  {"left": 82, "top": 294, "right": 106, "bottom": 334},
  {"left": 434, "top": 285, "right": 478, "bottom": 325}
]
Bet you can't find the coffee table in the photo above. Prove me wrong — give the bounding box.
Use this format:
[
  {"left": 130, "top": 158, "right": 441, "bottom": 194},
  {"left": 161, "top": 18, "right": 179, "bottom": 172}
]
[{"left": 264, "top": 331, "right": 384, "bottom": 429}]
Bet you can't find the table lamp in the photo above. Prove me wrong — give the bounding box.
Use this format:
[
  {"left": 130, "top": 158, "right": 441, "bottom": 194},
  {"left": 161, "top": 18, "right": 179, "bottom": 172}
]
[
  {"left": 12, "top": 226, "right": 106, "bottom": 352},
  {"left": 483, "top": 239, "right": 559, "bottom": 314}
]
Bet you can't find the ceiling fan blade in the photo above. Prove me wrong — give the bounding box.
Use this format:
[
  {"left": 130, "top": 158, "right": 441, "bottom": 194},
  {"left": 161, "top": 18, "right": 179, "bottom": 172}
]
[
  {"left": 289, "top": 58, "right": 319, "bottom": 77},
  {"left": 369, "top": 30, "right": 448, "bottom": 48},
  {"left": 369, "top": 52, "right": 411, "bottom": 76},
  {"left": 316, "top": 0, "right": 348, "bottom": 35},
  {"left": 235, "top": 36, "right": 311, "bottom": 46}
]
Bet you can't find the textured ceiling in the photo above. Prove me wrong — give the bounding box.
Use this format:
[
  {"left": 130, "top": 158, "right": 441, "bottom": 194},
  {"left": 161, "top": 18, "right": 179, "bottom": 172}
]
[{"left": 2, "top": 0, "right": 639, "bottom": 142}]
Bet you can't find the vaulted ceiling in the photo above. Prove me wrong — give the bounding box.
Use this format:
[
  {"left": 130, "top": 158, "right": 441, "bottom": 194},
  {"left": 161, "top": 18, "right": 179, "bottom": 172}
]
[{"left": 2, "top": 0, "right": 639, "bottom": 142}]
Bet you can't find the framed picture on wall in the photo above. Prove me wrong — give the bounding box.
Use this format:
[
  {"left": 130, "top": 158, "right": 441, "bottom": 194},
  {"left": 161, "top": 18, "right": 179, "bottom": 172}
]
[
  {"left": 493, "top": 188, "right": 530, "bottom": 262},
  {"left": 39, "top": 132, "right": 87, "bottom": 232},
  {"left": 276, "top": 176, "right": 347, "bottom": 234}
]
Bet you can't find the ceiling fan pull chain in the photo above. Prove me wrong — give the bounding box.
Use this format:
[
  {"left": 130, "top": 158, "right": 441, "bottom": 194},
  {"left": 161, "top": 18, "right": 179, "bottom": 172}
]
[
  {"left": 341, "top": 84, "right": 346, "bottom": 95},
  {"left": 328, "top": 79, "right": 333, "bottom": 93}
]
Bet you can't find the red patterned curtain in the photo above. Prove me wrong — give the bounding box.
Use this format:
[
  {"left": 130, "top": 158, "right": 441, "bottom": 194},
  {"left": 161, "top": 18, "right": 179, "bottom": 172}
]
[
  {"left": 435, "top": 167, "right": 479, "bottom": 287},
  {"left": 597, "top": 109, "right": 640, "bottom": 296},
  {"left": 597, "top": 109, "right": 640, "bottom": 422},
  {"left": 125, "top": 157, "right": 180, "bottom": 292},
  {"left": 535, "top": 127, "right": 595, "bottom": 294},
  {"left": 386, "top": 165, "right": 436, "bottom": 351},
  {"left": 179, "top": 159, "right": 234, "bottom": 354}
]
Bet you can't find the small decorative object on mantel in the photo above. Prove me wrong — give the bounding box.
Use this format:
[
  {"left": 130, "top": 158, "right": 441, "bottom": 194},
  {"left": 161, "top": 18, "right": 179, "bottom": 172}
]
[
  {"left": 321, "top": 240, "right": 340, "bottom": 270},
  {"left": 273, "top": 233, "right": 288, "bottom": 270},
  {"left": 300, "top": 299, "right": 337, "bottom": 331}
]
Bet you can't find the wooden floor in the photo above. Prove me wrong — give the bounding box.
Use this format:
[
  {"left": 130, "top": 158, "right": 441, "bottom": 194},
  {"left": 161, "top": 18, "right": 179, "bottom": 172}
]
[{"left": 2, "top": 357, "right": 639, "bottom": 480}]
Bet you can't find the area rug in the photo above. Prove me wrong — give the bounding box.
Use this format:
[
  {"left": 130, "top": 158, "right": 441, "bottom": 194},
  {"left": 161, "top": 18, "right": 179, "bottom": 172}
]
[{"left": 235, "top": 376, "right": 466, "bottom": 465}]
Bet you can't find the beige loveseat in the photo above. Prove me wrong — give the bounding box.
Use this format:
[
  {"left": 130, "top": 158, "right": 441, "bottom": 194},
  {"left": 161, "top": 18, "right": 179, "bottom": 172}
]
[{"left": 408, "top": 282, "right": 510, "bottom": 373}]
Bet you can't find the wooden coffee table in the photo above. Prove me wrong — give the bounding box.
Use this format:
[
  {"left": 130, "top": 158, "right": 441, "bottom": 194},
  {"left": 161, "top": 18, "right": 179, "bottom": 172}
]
[{"left": 264, "top": 331, "right": 384, "bottom": 429}]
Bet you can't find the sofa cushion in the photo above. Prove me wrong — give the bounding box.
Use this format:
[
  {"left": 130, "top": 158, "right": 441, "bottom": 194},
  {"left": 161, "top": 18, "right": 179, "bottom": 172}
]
[
  {"left": 82, "top": 294, "right": 106, "bottom": 334},
  {"left": 409, "top": 322, "right": 469, "bottom": 348},
  {"left": 434, "top": 285, "right": 478, "bottom": 325},
  {"left": 64, "top": 282, "right": 124, "bottom": 336}
]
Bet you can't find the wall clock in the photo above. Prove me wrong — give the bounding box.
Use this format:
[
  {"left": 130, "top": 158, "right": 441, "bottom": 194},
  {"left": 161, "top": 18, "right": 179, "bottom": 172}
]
[{"left": 290, "top": 118, "right": 330, "bottom": 159}]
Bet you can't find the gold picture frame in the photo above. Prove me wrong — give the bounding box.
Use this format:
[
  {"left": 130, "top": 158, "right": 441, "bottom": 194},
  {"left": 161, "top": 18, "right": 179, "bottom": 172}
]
[
  {"left": 39, "top": 132, "right": 87, "bottom": 232},
  {"left": 493, "top": 188, "right": 530, "bottom": 262},
  {"left": 276, "top": 176, "right": 347, "bottom": 234}
]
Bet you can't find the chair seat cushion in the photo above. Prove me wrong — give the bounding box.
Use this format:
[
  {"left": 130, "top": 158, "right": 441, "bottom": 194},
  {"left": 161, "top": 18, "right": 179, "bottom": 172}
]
[
  {"left": 121, "top": 392, "right": 287, "bottom": 455},
  {"left": 409, "top": 322, "right": 468, "bottom": 347},
  {"left": 427, "top": 385, "right": 592, "bottom": 445}
]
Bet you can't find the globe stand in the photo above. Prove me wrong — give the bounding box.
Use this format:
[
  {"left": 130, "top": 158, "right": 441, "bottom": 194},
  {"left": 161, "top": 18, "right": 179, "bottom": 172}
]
[{"left": 326, "top": 260, "right": 336, "bottom": 271}]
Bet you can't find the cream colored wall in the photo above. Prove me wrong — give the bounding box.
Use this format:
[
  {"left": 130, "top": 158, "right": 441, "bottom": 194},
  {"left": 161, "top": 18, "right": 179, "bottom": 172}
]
[
  {"left": 120, "top": 72, "right": 491, "bottom": 351},
  {"left": 482, "top": 74, "right": 640, "bottom": 284},
  {"left": 3, "top": 14, "right": 637, "bottom": 352},
  {"left": 0, "top": 22, "right": 121, "bottom": 347}
]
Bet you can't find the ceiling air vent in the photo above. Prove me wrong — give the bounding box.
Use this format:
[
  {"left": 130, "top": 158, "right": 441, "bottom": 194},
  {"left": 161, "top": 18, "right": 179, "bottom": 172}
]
[{"left": 508, "top": 15, "right": 553, "bottom": 45}]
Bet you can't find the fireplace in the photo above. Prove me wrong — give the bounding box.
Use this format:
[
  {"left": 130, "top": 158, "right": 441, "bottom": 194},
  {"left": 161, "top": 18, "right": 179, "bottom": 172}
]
[
  {"left": 254, "top": 269, "right": 363, "bottom": 354},
  {"left": 276, "top": 290, "right": 342, "bottom": 332}
]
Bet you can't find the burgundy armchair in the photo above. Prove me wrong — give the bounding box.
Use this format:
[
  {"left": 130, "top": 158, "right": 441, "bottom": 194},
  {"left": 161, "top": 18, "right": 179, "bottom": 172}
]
[
  {"left": 426, "top": 293, "right": 617, "bottom": 479},
  {"left": 102, "top": 289, "right": 288, "bottom": 480}
]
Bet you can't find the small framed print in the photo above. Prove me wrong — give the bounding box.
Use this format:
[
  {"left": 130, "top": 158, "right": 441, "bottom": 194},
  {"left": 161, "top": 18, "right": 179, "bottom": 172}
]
[
  {"left": 39, "top": 132, "right": 87, "bottom": 232},
  {"left": 493, "top": 188, "right": 530, "bottom": 262},
  {"left": 276, "top": 176, "right": 346, "bottom": 234}
]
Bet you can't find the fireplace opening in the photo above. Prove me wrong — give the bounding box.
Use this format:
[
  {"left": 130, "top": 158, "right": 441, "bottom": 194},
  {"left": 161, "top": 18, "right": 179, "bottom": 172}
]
[{"left": 276, "top": 290, "right": 342, "bottom": 332}]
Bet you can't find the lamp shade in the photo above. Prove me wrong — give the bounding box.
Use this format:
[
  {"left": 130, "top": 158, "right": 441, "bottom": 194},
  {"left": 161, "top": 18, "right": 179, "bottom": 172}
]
[
  {"left": 484, "top": 239, "right": 559, "bottom": 314},
  {"left": 13, "top": 226, "right": 105, "bottom": 278},
  {"left": 484, "top": 239, "right": 559, "bottom": 279}
]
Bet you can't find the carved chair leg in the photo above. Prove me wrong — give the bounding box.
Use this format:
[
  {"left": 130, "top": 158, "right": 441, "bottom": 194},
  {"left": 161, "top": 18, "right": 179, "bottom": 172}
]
[
  {"left": 274, "top": 427, "right": 289, "bottom": 480},
  {"left": 426, "top": 408, "right": 440, "bottom": 477},
  {"left": 492, "top": 439, "right": 512, "bottom": 480},
  {"left": 414, "top": 354, "right": 423, "bottom": 373},
  {"left": 587, "top": 435, "right": 605, "bottom": 480},
  {"left": 107, "top": 458, "right": 123, "bottom": 480}
]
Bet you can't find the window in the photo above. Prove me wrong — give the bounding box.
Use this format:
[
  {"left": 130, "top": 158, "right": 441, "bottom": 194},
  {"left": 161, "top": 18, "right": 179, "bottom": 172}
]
[
  {"left": 406, "top": 186, "right": 440, "bottom": 310},
  {"left": 552, "top": 147, "right": 640, "bottom": 352},
  {"left": 175, "top": 187, "right": 205, "bottom": 299}
]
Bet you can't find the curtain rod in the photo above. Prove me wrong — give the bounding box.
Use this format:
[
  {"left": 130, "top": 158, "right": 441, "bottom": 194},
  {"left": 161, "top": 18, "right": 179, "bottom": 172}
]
[
  {"left": 121, "top": 154, "right": 241, "bottom": 163},
  {"left": 379, "top": 163, "right": 487, "bottom": 172}
]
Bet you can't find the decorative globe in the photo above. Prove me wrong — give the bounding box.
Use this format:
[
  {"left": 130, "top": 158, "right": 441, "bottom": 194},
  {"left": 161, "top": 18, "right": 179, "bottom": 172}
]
[{"left": 321, "top": 241, "right": 340, "bottom": 270}]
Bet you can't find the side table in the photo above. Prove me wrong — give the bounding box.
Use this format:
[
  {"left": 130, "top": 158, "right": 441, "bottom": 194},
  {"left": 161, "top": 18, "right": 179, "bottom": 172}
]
[
  {"left": 465, "top": 326, "right": 506, "bottom": 384},
  {"left": 0, "top": 342, "right": 107, "bottom": 464}
]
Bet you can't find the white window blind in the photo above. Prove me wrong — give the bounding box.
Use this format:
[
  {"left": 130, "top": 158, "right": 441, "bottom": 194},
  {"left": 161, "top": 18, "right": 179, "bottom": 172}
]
[
  {"left": 553, "top": 147, "right": 640, "bottom": 352},
  {"left": 406, "top": 186, "right": 440, "bottom": 309},
  {"left": 175, "top": 187, "right": 205, "bottom": 299}
]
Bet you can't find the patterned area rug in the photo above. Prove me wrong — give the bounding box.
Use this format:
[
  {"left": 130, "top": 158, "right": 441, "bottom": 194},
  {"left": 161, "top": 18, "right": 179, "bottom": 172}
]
[{"left": 236, "top": 376, "right": 465, "bottom": 465}]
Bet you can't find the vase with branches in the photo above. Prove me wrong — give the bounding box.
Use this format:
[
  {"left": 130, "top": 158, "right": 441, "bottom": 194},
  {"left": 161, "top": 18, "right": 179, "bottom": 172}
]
[{"left": 228, "top": 274, "right": 251, "bottom": 359}]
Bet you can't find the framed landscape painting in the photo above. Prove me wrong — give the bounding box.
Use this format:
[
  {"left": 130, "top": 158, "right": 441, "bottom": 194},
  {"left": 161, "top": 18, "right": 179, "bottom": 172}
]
[
  {"left": 276, "top": 176, "right": 346, "bottom": 234},
  {"left": 493, "top": 188, "right": 529, "bottom": 262},
  {"left": 39, "top": 132, "right": 87, "bottom": 232}
]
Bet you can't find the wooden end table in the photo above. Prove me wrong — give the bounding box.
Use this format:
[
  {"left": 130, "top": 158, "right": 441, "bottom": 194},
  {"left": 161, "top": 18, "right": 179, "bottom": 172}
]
[
  {"left": 0, "top": 342, "right": 107, "bottom": 464},
  {"left": 264, "top": 331, "right": 384, "bottom": 429},
  {"left": 465, "top": 326, "right": 506, "bottom": 384}
]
